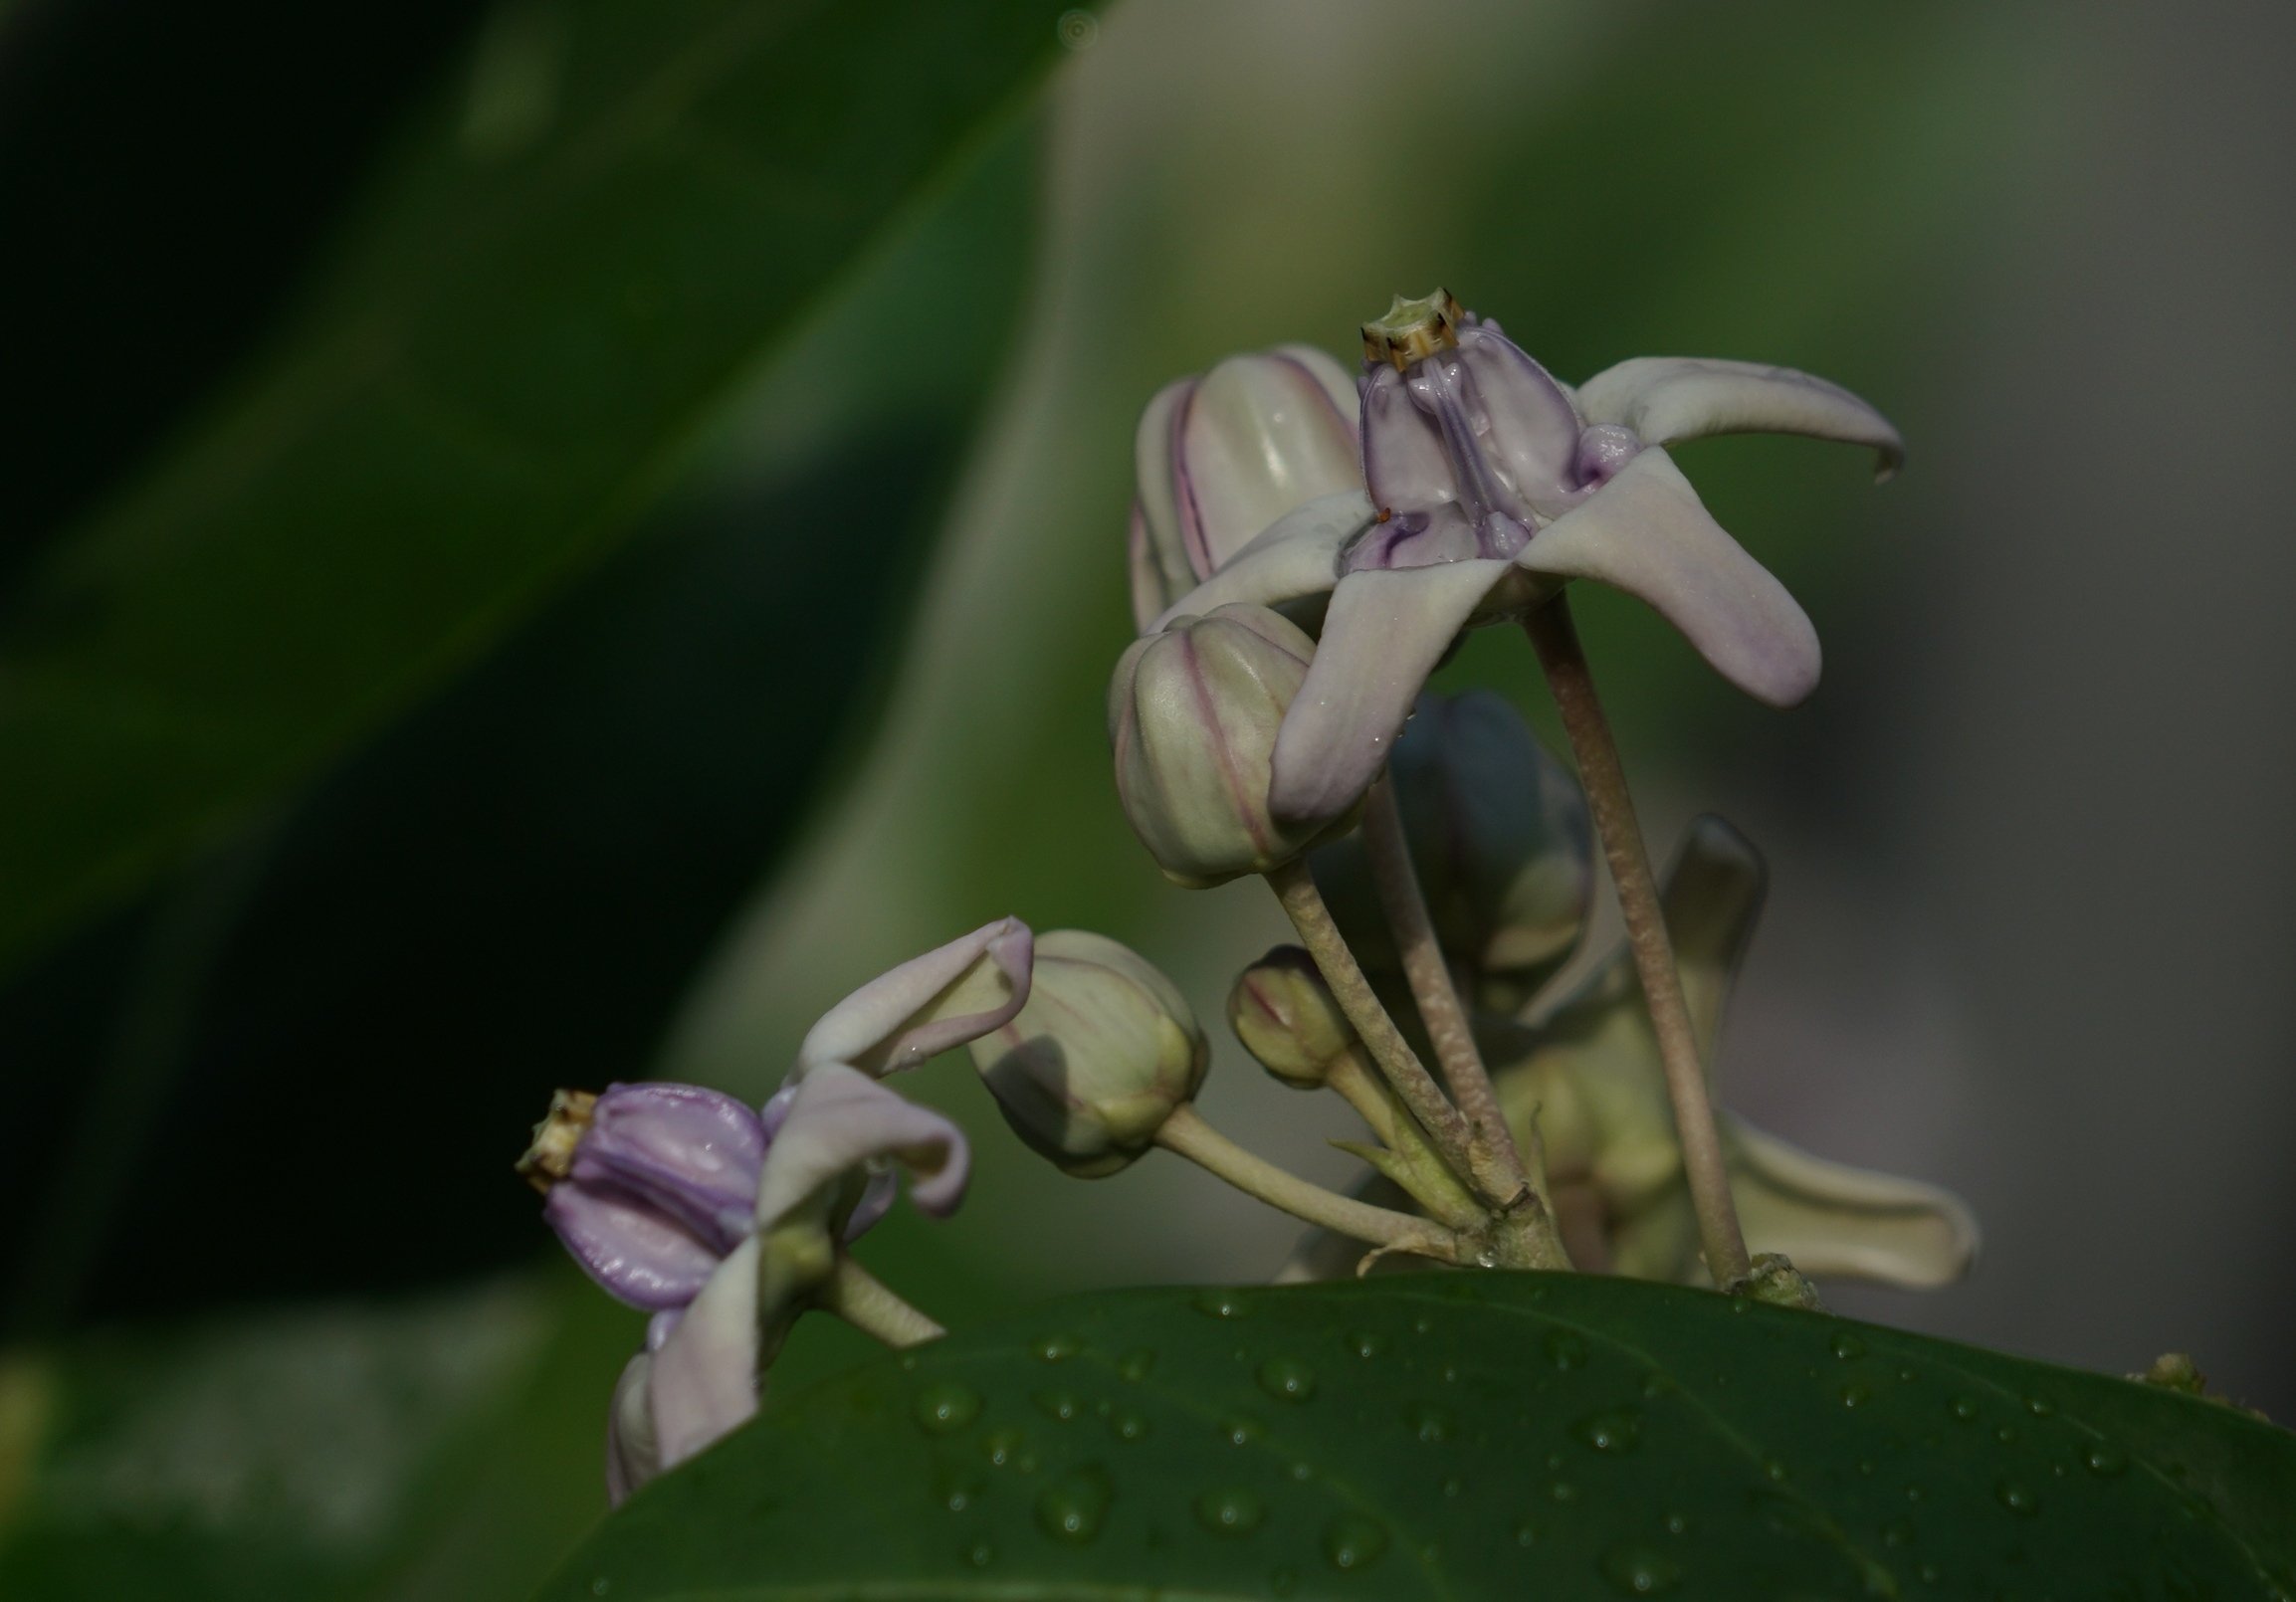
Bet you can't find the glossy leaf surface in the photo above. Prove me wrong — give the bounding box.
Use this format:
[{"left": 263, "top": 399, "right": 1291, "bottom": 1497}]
[{"left": 543, "top": 1275, "right": 2296, "bottom": 1599}]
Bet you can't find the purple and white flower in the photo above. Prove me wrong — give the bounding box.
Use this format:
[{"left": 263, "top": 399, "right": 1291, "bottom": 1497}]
[
  {"left": 522, "top": 917, "right": 1033, "bottom": 1502},
  {"left": 1131, "top": 293, "right": 1903, "bottom": 825}
]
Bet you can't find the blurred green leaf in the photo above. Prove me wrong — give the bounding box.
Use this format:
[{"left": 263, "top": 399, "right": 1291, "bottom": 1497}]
[
  {"left": 0, "top": 0, "right": 1075, "bottom": 973},
  {"left": 541, "top": 1276, "right": 2296, "bottom": 1599}
]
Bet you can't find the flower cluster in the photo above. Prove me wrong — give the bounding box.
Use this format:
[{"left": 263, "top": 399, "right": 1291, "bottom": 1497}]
[{"left": 524, "top": 291, "right": 1973, "bottom": 1502}]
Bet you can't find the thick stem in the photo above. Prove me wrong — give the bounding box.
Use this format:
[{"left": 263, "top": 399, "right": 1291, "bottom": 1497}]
[
  {"left": 1359, "top": 777, "right": 1529, "bottom": 1198},
  {"left": 1262, "top": 860, "right": 1482, "bottom": 1191},
  {"left": 1325, "top": 1049, "right": 1487, "bottom": 1232},
  {"left": 819, "top": 1257, "right": 945, "bottom": 1346},
  {"left": 1156, "top": 1103, "right": 1459, "bottom": 1265},
  {"left": 1523, "top": 594, "right": 1752, "bottom": 1288}
]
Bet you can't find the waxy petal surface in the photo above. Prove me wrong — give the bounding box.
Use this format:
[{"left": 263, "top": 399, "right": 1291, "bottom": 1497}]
[
  {"left": 1267, "top": 558, "right": 1511, "bottom": 824},
  {"left": 1724, "top": 1113, "right": 1980, "bottom": 1289},
  {"left": 544, "top": 1178, "right": 725, "bottom": 1311},
  {"left": 1516, "top": 448, "right": 1820, "bottom": 707},
  {"left": 793, "top": 918, "right": 1032, "bottom": 1080},
  {"left": 753, "top": 1062, "right": 971, "bottom": 1233},
  {"left": 1175, "top": 347, "right": 1362, "bottom": 576},
  {"left": 1575, "top": 355, "right": 1905, "bottom": 480},
  {"left": 568, "top": 1082, "right": 765, "bottom": 1253},
  {"left": 1148, "top": 490, "right": 1368, "bottom": 632},
  {"left": 646, "top": 1235, "right": 762, "bottom": 1474}
]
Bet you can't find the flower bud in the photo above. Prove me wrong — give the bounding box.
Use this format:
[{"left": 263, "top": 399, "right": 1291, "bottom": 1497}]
[
  {"left": 1227, "top": 946, "right": 1356, "bottom": 1090},
  {"left": 969, "top": 929, "right": 1208, "bottom": 1177},
  {"left": 1310, "top": 690, "right": 1591, "bottom": 995},
  {"left": 1111, "top": 603, "right": 1361, "bottom": 887},
  {"left": 1131, "top": 345, "right": 1360, "bottom": 628}
]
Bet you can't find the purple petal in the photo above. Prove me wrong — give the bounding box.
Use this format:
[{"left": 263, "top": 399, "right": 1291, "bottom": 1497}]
[
  {"left": 1573, "top": 355, "right": 1905, "bottom": 481},
  {"left": 568, "top": 1083, "right": 765, "bottom": 1254},
  {"left": 841, "top": 1168, "right": 901, "bottom": 1243},
  {"left": 1360, "top": 362, "right": 1456, "bottom": 514},
  {"left": 1266, "top": 560, "right": 1512, "bottom": 825},
  {"left": 1515, "top": 447, "right": 1820, "bottom": 707},
  {"left": 752, "top": 1063, "right": 971, "bottom": 1233},
  {"left": 1148, "top": 490, "right": 1367, "bottom": 634},
  {"left": 1452, "top": 324, "right": 1584, "bottom": 517},
  {"left": 544, "top": 1180, "right": 724, "bottom": 1311},
  {"left": 794, "top": 918, "right": 1033, "bottom": 1080}
]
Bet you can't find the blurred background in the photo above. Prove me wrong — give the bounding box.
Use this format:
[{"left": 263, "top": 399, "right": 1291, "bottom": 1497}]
[{"left": 1, "top": 0, "right": 2290, "bottom": 1595}]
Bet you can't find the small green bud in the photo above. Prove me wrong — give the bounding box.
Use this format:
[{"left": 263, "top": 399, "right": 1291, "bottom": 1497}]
[
  {"left": 1110, "top": 604, "right": 1361, "bottom": 888},
  {"left": 1227, "top": 946, "right": 1356, "bottom": 1090},
  {"left": 969, "top": 929, "right": 1209, "bottom": 1177},
  {"left": 1310, "top": 690, "right": 1590, "bottom": 994}
]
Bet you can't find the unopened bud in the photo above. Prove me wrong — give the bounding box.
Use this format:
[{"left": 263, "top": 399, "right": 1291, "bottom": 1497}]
[
  {"left": 1310, "top": 690, "right": 1591, "bottom": 989},
  {"left": 1228, "top": 947, "right": 1356, "bottom": 1090},
  {"left": 1111, "top": 604, "right": 1360, "bottom": 888},
  {"left": 970, "top": 929, "right": 1209, "bottom": 1177}
]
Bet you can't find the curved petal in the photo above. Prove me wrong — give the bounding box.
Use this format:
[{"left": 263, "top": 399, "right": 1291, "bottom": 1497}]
[
  {"left": 1455, "top": 324, "right": 1582, "bottom": 515},
  {"left": 793, "top": 918, "right": 1033, "bottom": 1080},
  {"left": 646, "top": 1235, "right": 761, "bottom": 1473},
  {"left": 1722, "top": 1113, "right": 1980, "bottom": 1289},
  {"left": 1132, "top": 378, "right": 1195, "bottom": 613},
  {"left": 569, "top": 1082, "right": 765, "bottom": 1253},
  {"left": 604, "top": 1350, "right": 657, "bottom": 1506},
  {"left": 543, "top": 1178, "right": 724, "bottom": 1311},
  {"left": 1575, "top": 355, "right": 1905, "bottom": 481},
  {"left": 753, "top": 1063, "right": 971, "bottom": 1234},
  {"left": 1177, "top": 349, "right": 1363, "bottom": 575},
  {"left": 1359, "top": 362, "right": 1456, "bottom": 513},
  {"left": 1267, "top": 559, "right": 1510, "bottom": 825},
  {"left": 1516, "top": 448, "right": 1821, "bottom": 707},
  {"left": 1149, "top": 490, "right": 1367, "bottom": 633}
]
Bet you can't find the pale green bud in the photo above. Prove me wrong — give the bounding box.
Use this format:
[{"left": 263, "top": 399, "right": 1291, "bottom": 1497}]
[
  {"left": 1110, "top": 603, "right": 1361, "bottom": 888},
  {"left": 1310, "top": 690, "right": 1591, "bottom": 993},
  {"left": 1227, "top": 946, "right": 1356, "bottom": 1090},
  {"left": 969, "top": 929, "right": 1209, "bottom": 1177}
]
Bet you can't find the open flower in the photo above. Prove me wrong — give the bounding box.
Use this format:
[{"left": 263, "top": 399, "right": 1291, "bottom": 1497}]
[
  {"left": 519, "top": 918, "right": 1032, "bottom": 1502},
  {"left": 1139, "top": 292, "right": 1902, "bottom": 824}
]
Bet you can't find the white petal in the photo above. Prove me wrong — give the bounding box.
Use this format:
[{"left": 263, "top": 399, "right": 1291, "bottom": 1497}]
[
  {"left": 1132, "top": 378, "right": 1195, "bottom": 612},
  {"left": 646, "top": 1235, "right": 761, "bottom": 1474},
  {"left": 1149, "top": 490, "right": 1368, "bottom": 633},
  {"left": 1456, "top": 324, "right": 1582, "bottom": 514},
  {"left": 1723, "top": 1113, "right": 1980, "bottom": 1289},
  {"left": 1360, "top": 362, "right": 1456, "bottom": 513},
  {"left": 1267, "top": 560, "right": 1510, "bottom": 824},
  {"left": 793, "top": 918, "right": 1032, "bottom": 1080},
  {"left": 1575, "top": 355, "right": 1905, "bottom": 481},
  {"left": 1517, "top": 448, "right": 1820, "bottom": 707},
  {"left": 753, "top": 1063, "right": 971, "bottom": 1233},
  {"left": 604, "top": 1350, "right": 658, "bottom": 1505},
  {"left": 1178, "top": 350, "right": 1364, "bottom": 573}
]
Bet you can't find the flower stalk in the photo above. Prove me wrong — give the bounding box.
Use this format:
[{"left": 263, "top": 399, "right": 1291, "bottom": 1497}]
[
  {"left": 1523, "top": 591, "right": 1752, "bottom": 1287},
  {"left": 818, "top": 1257, "right": 944, "bottom": 1346}
]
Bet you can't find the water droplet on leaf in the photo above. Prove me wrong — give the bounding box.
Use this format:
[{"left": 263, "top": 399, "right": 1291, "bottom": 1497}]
[
  {"left": 1352, "top": 1331, "right": 1389, "bottom": 1358},
  {"left": 2086, "top": 1444, "right": 2129, "bottom": 1477},
  {"left": 964, "top": 1537, "right": 995, "bottom": 1568},
  {"left": 1221, "top": 1414, "right": 1266, "bottom": 1446},
  {"left": 1034, "top": 1332, "right": 1083, "bottom": 1361},
  {"left": 982, "top": 1428, "right": 1028, "bottom": 1469},
  {"left": 1408, "top": 1403, "right": 1454, "bottom": 1443},
  {"left": 1572, "top": 1409, "right": 1641, "bottom": 1453},
  {"left": 1034, "top": 1390, "right": 1083, "bottom": 1422},
  {"left": 1118, "top": 1348, "right": 1156, "bottom": 1381},
  {"left": 1600, "top": 1544, "right": 1682, "bottom": 1595},
  {"left": 1195, "top": 1290, "right": 1249, "bottom": 1318},
  {"left": 915, "top": 1382, "right": 981, "bottom": 1435},
  {"left": 1323, "top": 1514, "right": 1388, "bottom": 1570},
  {"left": 1950, "top": 1396, "right": 1979, "bottom": 1422},
  {"left": 1109, "top": 1408, "right": 1151, "bottom": 1443},
  {"left": 1035, "top": 1468, "right": 1113, "bottom": 1544},
  {"left": 1194, "top": 1488, "right": 1265, "bottom": 1536},
  {"left": 1833, "top": 1331, "right": 1868, "bottom": 1360},
  {"left": 1516, "top": 1519, "right": 1540, "bottom": 1547},
  {"left": 936, "top": 1465, "right": 985, "bottom": 1512},
  {"left": 1994, "top": 1478, "right": 2039, "bottom": 1516},
  {"left": 1841, "top": 1383, "right": 1874, "bottom": 1409},
  {"left": 1545, "top": 1331, "right": 1587, "bottom": 1370},
  {"left": 1258, "top": 1358, "right": 1316, "bottom": 1403}
]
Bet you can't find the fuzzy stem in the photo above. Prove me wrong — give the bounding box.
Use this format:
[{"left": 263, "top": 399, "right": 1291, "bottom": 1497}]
[
  {"left": 1263, "top": 861, "right": 1482, "bottom": 1190},
  {"left": 819, "top": 1257, "right": 945, "bottom": 1346},
  {"left": 1156, "top": 1103, "right": 1459, "bottom": 1264},
  {"left": 1359, "top": 777, "right": 1529, "bottom": 1198},
  {"left": 1523, "top": 593, "right": 1752, "bottom": 1288}
]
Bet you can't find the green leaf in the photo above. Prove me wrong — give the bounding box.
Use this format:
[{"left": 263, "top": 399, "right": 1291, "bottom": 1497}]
[
  {"left": 0, "top": 0, "right": 1073, "bottom": 972},
  {"left": 541, "top": 1276, "right": 2296, "bottom": 1599}
]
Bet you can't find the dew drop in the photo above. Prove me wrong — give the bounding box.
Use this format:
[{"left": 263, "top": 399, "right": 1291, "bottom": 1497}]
[
  {"left": 1441, "top": 1475, "right": 1464, "bottom": 1498},
  {"left": 1917, "top": 1563, "right": 1939, "bottom": 1584},
  {"left": 590, "top": 1580, "right": 610, "bottom": 1597},
  {"left": 964, "top": 1537, "right": 995, "bottom": 1568},
  {"left": 1035, "top": 1468, "right": 1113, "bottom": 1544},
  {"left": 1221, "top": 1414, "right": 1266, "bottom": 1446},
  {"left": 1881, "top": 1515, "right": 1914, "bottom": 1549},
  {"left": 900, "top": 1354, "right": 918, "bottom": 1371},
  {"left": 1034, "top": 1389, "right": 1083, "bottom": 1422},
  {"left": 1995, "top": 1425, "right": 2017, "bottom": 1445},
  {"left": 1545, "top": 1330, "right": 1588, "bottom": 1370},
  {"left": 936, "top": 1465, "right": 986, "bottom": 1512},
  {"left": 1898, "top": 1366, "right": 1917, "bottom": 1382},
  {"left": 1765, "top": 1460, "right": 1788, "bottom": 1483},
  {"left": 1571, "top": 1409, "right": 1641, "bottom": 1453},
  {"left": 1832, "top": 1331, "right": 1868, "bottom": 1360},
  {"left": 1407, "top": 1402, "right": 1455, "bottom": 1443},
  {"left": 1118, "top": 1348, "right": 1157, "bottom": 1381},
  {"left": 2026, "top": 1395, "right": 2056, "bottom": 1417},
  {"left": 1413, "top": 1316, "right": 1434, "bottom": 1334},
  {"left": 1841, "top": 1383, "right": 1874, "bottom": 1409},
  {"left": 915, "top": 1382, "right": 981, "bottom": 1435},
  {"left": 1270, "top": 1567, "right": 1298, "bottom": 1596},
  {"left": 982, "top": 1428, "right": 1028, "bottom": 1469},
  {"left": 1664, "top": 1512, "right": 1687, "bottom": 1535},
  {"left": 1641, "top": 1372, "right": 1676, "bottom": 1399},
  {"left": 1258, "top": 1358, "right": 1317, "bottom": 1404},
  {"left": 1323, "top": 1513, "right": 1389, "bottom": 1570},
  {"left": 1195, "top": 1290, "right": 1249, "bottom": 1318},
  {"left": 1109, "top": 1408, "right": 1152, "bottom": 1443},
  {"left": 1600, "top": 1543, "right": 1682, "bottom": 1595},
  {"left": 1950, "top": 1396, "right": 1979, "bottom": 1422},
  {"left": 1516, "top": 1519, "right": 1540, "bottom": 1547},
  {"left": 1551, "top": 1481, "right": 1579, "bottom": 1503},
  {"left": 1289, "top": 1462, "right": 1313, "bottom": 1482},
  {"left": 1475, "top": 1247, "right": 1499, "bottom": 1268},
  {"left": 2085, "top": 1444, "right": 2129, "bottom": 1477},
  {"left": 1351, "top": 1330, "right": 1389, "bottom": 1358},
  {"left": 1034, "top": 1332, "right": 1083, "bottom": 1361},
  {"left": 1194, "top": 1488, "right": 1266, "bottom": 1536},
  {"left": 1441, "top": 1364, "right": 1459, "bottom": 1383},
  {"left": 1994, "top": 1477, "right": 2039, "bottom": 1516}
]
